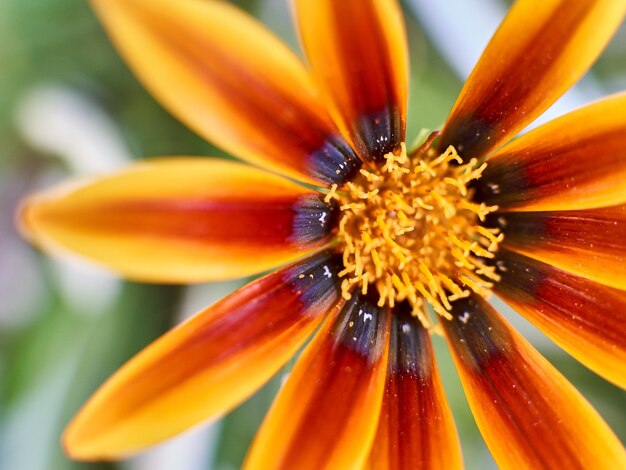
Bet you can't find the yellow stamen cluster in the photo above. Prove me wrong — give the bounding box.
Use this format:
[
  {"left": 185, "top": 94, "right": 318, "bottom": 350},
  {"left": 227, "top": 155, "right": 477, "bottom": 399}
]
[{"left": 326, "top": 143, "right": 503, "bottom": 328}]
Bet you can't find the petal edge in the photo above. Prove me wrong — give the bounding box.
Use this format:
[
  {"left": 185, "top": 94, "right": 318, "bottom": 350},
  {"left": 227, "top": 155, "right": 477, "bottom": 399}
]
[
  {"left": 440, "top": 0, "right": 626, "bottom": 159},
  {"left": 244, "top": 292, "right": 390, "bottom": 470},
  {"left": 443, "top": 295, "right": 626, "bottom": 470},
  {"left": 63, "top": 251, "right": 344, "bottom": 460},
  {"left": 494, "top": 249, "right": 626, "bottom": 389},
  {"left": 92, "top": 0, "right": 361, "bottom": 185},
  {"left": 20, "top": 159, "right": 337, "bottom": 283}
]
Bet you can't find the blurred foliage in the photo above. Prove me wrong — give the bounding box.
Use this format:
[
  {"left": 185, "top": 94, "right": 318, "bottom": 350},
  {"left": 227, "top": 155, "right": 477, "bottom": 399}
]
[
  {"left": 0, "top": 1, "right": 624, "bottom": 470},
  {"left": 0, "top": 0, "right": 214, "bottom": 165}
]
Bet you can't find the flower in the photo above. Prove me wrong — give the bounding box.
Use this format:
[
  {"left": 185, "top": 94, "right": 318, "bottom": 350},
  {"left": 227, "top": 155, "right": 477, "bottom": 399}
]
[{"left": 18, "top": 0, "right": 626, "bottom": 468}]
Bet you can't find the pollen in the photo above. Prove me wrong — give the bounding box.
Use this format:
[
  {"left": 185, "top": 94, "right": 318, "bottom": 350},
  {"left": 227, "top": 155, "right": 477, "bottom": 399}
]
[{"left": 327, "top": 140, "right": 503, "bottom": 329}]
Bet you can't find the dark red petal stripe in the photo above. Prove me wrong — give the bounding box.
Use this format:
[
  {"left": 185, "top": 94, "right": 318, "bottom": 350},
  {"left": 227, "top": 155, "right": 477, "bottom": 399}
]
[
  {"left": 474, "top": 94, "right": 626, "bottom": 211},
  {"left": 442, "top": 296, "right": 626, "bottom": 470},
  {"left": 493, "top": 249, "right": 626, "bottom": 389},
  {"left": 439, "top": 0, "right": 626, "bottom": 160},
  {"left": 443, "top": 294, "right": 626, "bottom": 469},
  {"left": 489, "top": 206, "right": 626, "bottom": 289},
  {"left": 80, "top": 193, "right": 339, "bottom": 251},
  {"left": 99, "top": 0, "right": 361, "bottom": 185},
  {"left": 244, "top": 291, "right": 390, "bottom": 469},
  {"left": 296, "top": 0, "right": 407, "bottom": 161},
  {"left": 331, "top": 0, "right": 403, "bottom": 160},
  {"left": 19, "top": 159, "right": 341, "bottom": 283},
  {"left": 63, "top": 250, "right": 344, "bottom": 459},
  {"left": 150, "top": 12, "right": 362, "bottom": 186},
  {"left": 369, "top": 302, "right": 462, "bottom": 469}
]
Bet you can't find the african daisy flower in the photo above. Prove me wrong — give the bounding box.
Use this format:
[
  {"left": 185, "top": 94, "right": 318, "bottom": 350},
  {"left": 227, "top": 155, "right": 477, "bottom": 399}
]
[{"left": 18, "top": 0, "right": 626, "bottom": 468}]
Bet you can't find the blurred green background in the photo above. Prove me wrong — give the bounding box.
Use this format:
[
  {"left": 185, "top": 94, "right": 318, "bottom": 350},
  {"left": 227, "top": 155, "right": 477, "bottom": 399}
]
[{"left": 0, "top": 1, "right": 624, "bottom": 469}]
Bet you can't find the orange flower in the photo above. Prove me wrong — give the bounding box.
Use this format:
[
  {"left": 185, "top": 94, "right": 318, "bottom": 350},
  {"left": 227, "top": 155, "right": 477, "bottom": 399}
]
[{"left": 18, "top": 0, "right": 626, "bottom": 468}]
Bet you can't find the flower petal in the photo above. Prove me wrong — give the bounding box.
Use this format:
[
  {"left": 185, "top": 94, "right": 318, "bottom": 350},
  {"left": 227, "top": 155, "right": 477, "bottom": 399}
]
[
  {"left": 91, "top": 0, "right": 361, "bottom": 186},
  {"left": 63, "top": 252, "right": 343, "bottom": 460},
  {"left": 367, "top": 304, "right": 462, "bottom": 470},
  {"left": 439, "top": 0, "right": 626, "bottom": 159},
  {"left": 491, "top": 206, "right": 626, "bottom": 290},
  {"left": 494, "top": 249, "right": 626, "bottom": 389},
  {"left": 295, "top": 0, "right": 408, "bottom": 161},
  {"left": 19, "top": 159, "right": 337, "bottom": 283},
  {"left": 475, "top": 93, "right": 626, "bottom": 211},
  {"left": 244, "top": 292, "right": 390, "bottom": 470},
  {"left": 443, "top": 294, "right": 626, "bottom": 470}
]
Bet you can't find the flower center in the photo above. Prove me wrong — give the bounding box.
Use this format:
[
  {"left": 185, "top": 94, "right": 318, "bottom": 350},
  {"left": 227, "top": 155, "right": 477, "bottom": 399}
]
[{"left": 326, "top": 139, "right": 503, "bottom": 328}]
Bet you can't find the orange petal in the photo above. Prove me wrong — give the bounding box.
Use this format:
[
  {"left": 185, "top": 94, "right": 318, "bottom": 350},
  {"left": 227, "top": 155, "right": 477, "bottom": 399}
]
[
  {"left": 491, "top": 206, "right": 626, "bottom": 290},
  {"left": 19, "top": 159, "right": 337, "bottom": 283},
  {"left": 63, "top": 251, "right": 344, "bottom": 460},
  {"left": 367, "top": 303, "right": 462, "bottom": 470},
  {"left": 476, "top": 93, "right": 626, "bottom": 211},
  {"left": 443, "top": 294, "right": 626, "bottom": 470},
  {"left": 439, "top": 0, "right": 626, "bottom": 159},
  {"left": 494, "top": 249, "right": 626, "bottom": 389},
  {"left": 295, "top": 0, "right": 408, "bottom": 161},
  {"left": 92, "top": 0, "right": 361, "bottom": 186},
  {"left": 244, "top": 292, "right": 390, "bottom": 470}
]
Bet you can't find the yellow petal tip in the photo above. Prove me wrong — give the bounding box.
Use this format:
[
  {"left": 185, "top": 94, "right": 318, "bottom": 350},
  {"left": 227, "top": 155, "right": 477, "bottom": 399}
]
[
  {"left": 15, "top": 196, "right": 41, "bottom": 245},
  {"left": 61, "top": 423, "right": 98, "bottom": 462}
]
